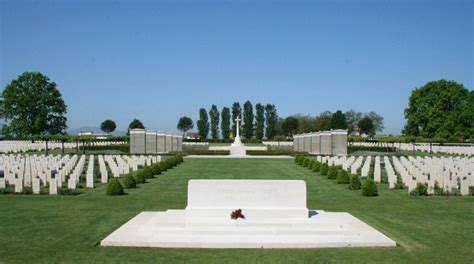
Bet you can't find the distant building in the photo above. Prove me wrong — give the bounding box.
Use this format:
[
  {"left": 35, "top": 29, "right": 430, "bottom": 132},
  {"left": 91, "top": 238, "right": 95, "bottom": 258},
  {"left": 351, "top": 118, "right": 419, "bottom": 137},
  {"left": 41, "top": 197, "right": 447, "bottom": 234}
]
[{"left": 186, "top": 132, "right": 199, "bottom": 140}]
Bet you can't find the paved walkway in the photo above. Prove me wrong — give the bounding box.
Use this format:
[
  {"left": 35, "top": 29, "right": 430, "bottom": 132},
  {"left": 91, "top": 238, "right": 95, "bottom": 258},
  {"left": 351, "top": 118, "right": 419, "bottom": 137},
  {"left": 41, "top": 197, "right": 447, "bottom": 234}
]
[{"left": 185, "top": 155, "right": 293, "bottom": 159}]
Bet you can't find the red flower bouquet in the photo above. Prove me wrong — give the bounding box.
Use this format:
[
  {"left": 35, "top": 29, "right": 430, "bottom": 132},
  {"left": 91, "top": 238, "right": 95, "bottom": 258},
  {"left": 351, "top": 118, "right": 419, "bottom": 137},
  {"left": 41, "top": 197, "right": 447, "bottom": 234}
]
[{"left": 231, "top": 209, "right": 245, "bottom": 220}]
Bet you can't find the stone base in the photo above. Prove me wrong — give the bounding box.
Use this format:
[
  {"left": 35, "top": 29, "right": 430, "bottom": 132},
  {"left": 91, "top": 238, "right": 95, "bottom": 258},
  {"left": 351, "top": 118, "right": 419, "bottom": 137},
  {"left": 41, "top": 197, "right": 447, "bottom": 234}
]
[
  {"left": 101, "top": 210, "right": 396, "bottom": 248},
  {"left": 230, "top": 145, "right": 246, "bottom": 156}
]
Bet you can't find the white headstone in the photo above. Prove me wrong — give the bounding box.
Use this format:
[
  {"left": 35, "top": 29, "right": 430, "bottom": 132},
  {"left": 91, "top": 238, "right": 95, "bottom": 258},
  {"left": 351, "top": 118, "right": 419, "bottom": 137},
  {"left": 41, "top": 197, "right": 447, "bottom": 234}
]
[
  {"left": 14, "top": 178, "right": 23, "bottom": 193},
  {"left": 0, "top": 178, "right": 5, "bottom": 189},
  {"left": 68, "top": 179, "right": 76, "bottom": 190},
  {"left": 49, "top": 179, "right": 58, "bottom": 195},
  {"left": 32, "top": 178, "right": 41, "bottom": 194}
]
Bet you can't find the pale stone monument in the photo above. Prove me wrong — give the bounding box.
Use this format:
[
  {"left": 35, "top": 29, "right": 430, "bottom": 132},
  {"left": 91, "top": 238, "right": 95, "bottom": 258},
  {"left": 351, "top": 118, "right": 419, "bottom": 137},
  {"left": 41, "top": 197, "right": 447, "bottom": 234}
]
[
  {"left": 101, "top": 179, "right": 396, "bottom": 248},
  {"left": 32, "top": 177, "right": 40, "bottom": 194},
  {"left": 230, "top": 117, "right": 246, "bottom": 156}
]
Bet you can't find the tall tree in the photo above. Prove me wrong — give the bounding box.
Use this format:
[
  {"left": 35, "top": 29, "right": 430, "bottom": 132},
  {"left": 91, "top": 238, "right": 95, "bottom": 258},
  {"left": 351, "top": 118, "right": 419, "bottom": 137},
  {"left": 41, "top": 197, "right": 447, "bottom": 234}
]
[
  {"left": 221, "top": 107, "right": 231, "bottom": 139},
  {"left": 231, "top": 102, "right": 242, "bottom": 136},
  {"left": 295, "top": 114, "right": 317, "bottom": 133},
  {"left": 366, "top": 111, "right": 384, "bottom": 132},
  {"left": 197, "top": 108, "right": 209, "bottom": 140},
  {"left": 281, "top": 116, "right": 299, "bottom": 136},
  {"left": 177, "top": 116, "right": 194, "bottom": 137},
  {"left": 128, "top": 118, "right": 145, "bottom": 130},
  {"left": 345, "top": 109, "right": 363, "bottom": 134},
  {"left": 314, "top": 111, "right": 333, "bottom": 131},
  {"left": 209, "top": 105, "right": 220, "bottom": 139},
  {"left": 242, "top": 101, "right": 254, "bottom": 138},
  {"left": 404, "top": 80, "right": 473, "bottom": 141},
  {"left": 0, "top": 72, "right": 67, "bottom": 136},
  {"left": 255, "top": 103, "right": 265, "bottom": 139},
  {"left": 331, "top": 110, "right": 348, "bottom": 129},
  {"left": 358, "top": 117, "right": 375, "bottom": 137},
  {"left": 100, "top": 120, "right": 116, "bottom": 135},
  {"left": 265, "top": 104, "right": 278, "bottom": 139}
]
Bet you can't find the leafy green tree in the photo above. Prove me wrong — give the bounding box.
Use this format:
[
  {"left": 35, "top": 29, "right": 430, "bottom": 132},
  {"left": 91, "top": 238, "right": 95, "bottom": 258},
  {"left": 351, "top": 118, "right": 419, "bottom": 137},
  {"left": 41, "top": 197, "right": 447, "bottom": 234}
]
[
  {"left": 128, "top": 118, "right": 145, "bottom": 130},
  {"left": 314, "top": 111, "right": 333, "bottom": 131},
  {"left": 231, "top": 102, "right": 242, "bottom": 136},
  {"left": 366, "top": 111, "right": 384, "bottom": 132},
  {"left": 221, "top": 107, "right": 231, "bottom": 139},
  {"left": 404, "top": 80, "right": 473, "bottom": 141},
  {"left": 0, "top": 72, "right": 67, "bottom": 137},
  {"left": 255, "top": 103, "right": 265, "bottom": 139},
  {"left": 242, "top": 101, "right": 254, "bottom": 138},
  {"left": 197, "top": 108, "right": 209, "bottom": 139},
  {"left": 282, "top": 116, "right": 299, "bottom": 136},
  {"left": 345, "top": 109, "right": 363, "bottom": 134},
  {"left": 209, "top": 105, "right": 220, "bottom": 139},
  {"left": 177, "top": 116, "right": 194, "bottom": 137},
  {"left": 100, "top": 120, "right": 116, "bottom": 135},
  {"left": 331, "top": 110, "right": 348, "bottom": 129},
  {"left": 265, "top": 104, "right": 278, "bottom": 139},
  {"left": 358, "top": 117, "right": 375, "bottom": 137}
]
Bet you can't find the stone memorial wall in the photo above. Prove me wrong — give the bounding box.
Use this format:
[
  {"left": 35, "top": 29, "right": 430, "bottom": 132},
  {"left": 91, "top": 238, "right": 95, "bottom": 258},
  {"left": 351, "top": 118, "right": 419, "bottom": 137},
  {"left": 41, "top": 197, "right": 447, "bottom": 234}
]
[
  {"left": 129, "top": 129, "right": 182, "bottom": 154},
  {"left": 293, "top": 130, "right": 348, "bottom": 155}
]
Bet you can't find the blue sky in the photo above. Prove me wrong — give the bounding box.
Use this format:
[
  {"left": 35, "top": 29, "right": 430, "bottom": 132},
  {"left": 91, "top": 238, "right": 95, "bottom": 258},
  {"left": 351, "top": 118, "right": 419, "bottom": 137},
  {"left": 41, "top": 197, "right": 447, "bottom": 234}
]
[{"left": 1, "top": 0, "right": 472, "bottom": 135}]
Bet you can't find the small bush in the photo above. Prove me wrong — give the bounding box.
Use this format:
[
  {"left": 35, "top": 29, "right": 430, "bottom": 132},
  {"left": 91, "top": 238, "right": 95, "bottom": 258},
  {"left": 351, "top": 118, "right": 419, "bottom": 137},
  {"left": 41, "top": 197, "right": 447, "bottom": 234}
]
[
  {"left": 303, "top": 158, "right": 310, "bottom": 167},
  {"left": 0, "top": 187, "right": 13, "bottom": 194},
  {"left": 122, "top": 174, "right": 137, "bottom": 189},
  {"left": 470, "top": 186, "right": 474, "bottom": 196},
  {"left": 327, "top": 166, "right": 338, "bottom": 179},
  {"left": 336, "top": 170, "right": 350, "bottom": 184},
  {"left": 134, "top": 171, "right": 146, "bottom": 184},
  {"left": 308, "top": 160, "right": 315, "bottom": 169},
  {"left": 362, "top": 178, "right": 378, "bottom": 196},
  {"left": 21, "top": 187, "right": 33, "bottom": 195},
  {"left": 410, "top": 182, "right": 428, "bottom": 196},
  {"left": 106, "top": 179, "right": 124, "bottom": 195},
  {"left": 349, "top": 174, "right": 362, "bottom": 190},
  {"left": 434, "top": 181, "right": 444, "bottom": 196},
  {"left": 294, "top": 155, "right": 301, "bottom": 164},
  {"left": 141, "top": 166, "right": 154, "bottom": 179},
  {"left": 297, "top": 156, "right": 305, "bottom": 165},
  {"left": 312, "top": 161, "right": 321, "bottom": 172},
  {"left": 320, "top": 164, "right": 329, "bottom": 175},
  {"left": 58, "top": 188, "right": 80, "bottom": 195},
  {"left": 150, "top": 163, "right": 162, "bottom": 176}
]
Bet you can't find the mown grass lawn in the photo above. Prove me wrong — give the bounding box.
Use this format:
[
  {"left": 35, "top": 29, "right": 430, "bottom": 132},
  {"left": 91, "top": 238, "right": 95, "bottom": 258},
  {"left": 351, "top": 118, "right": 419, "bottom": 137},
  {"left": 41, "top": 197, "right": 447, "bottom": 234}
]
[{"left": 0, "top": 158, "right": 472, "bottom": 263}]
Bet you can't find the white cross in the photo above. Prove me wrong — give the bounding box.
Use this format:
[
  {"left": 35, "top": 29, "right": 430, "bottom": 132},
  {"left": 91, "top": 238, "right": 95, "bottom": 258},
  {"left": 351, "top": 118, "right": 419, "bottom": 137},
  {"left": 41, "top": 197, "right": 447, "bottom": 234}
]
[{"left": 235, "top": 117, "right": 241, "bottom": 138}]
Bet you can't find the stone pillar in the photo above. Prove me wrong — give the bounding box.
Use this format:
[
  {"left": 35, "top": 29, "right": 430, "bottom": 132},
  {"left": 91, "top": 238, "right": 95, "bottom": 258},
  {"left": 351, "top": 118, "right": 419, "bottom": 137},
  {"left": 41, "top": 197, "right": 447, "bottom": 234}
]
[
  {"left": 157, "top": 133, "right": 166, "bottom": 153},
  {"left": 130, "top": 129, "right": 146, "bottom": 154},
  {"left": 146, "top": 131, "right": 157, "bottom": 154},
  {"left": 320, "top": 131, "right": 332, "bottom": 155},
  {"left": 331, "top": 129, "right": 348, "bottom": 155}
]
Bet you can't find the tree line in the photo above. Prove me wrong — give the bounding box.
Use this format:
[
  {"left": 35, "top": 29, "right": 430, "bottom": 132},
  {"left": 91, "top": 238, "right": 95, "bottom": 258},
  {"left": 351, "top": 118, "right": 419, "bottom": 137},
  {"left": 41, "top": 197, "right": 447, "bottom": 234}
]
[
  {"left": 1, "top": 72, "right": 472, "bottom": 142},
  {"left": 177, "top": 101, "right": 278, "bottom": 140}
]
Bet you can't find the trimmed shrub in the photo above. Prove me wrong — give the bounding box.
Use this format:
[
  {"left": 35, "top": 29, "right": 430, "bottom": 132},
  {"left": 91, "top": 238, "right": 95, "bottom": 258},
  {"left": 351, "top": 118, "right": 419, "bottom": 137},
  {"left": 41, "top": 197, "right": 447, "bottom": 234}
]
[
  {"left": 21, "top": 187, "right": 33, "bottom": 195},
  {"left": 297, "top": 156, "right": 305, "bottom": 165},
  {"left": 303, "top": 158, "right": 310, "bottom": 167},
  {"left": 336, "top": 170, "right": 350, "bottom": 184},
  {"left": 410, "top": 182, "right": 428, "bottom": 196},
  {"left": 122, "top": 174, "right": 137, "bottom": 189},
  {"left": 294, "top": 155, "right": 301, "bottom": 164},
  {"left": 58, "top": 188, "right": 79, "bottom": 195},
  {"left": 312, "top": 161, "right": 321, "bottom": 172},
  {"left": 327, "top": 166, "right": 338, "bottom": 179},
  {"left": 349, "top": 174, "right": 362, "bottom": 190},
  {"left": 308, "top": 160, "right": 315, "bottom": 169},
  {"left": 151, "top": 163, "right": 162, "bottom": 176},
  {"left": 106, "top": 179, "right": 124, "bottom": 195},
  {"left": 141, "top": 166, "right": 154, "bottom": 179},
  {"left": 362, "top": 178, "right": 378, "bottom": 196},
  {"left": 0, "top": 188, "right": 13, "bottom": 194},
  {"left": 320, "top": 164, "right": 329, "bottom": 175},
  {"left": 134, "top": 171, "right": 146, "bottom": 184}
]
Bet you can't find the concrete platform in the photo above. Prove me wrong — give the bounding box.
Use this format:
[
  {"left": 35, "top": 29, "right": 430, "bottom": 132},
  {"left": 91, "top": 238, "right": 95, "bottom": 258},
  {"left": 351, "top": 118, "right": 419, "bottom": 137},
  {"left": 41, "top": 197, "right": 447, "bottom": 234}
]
[
  {"left": 100, "top": 210, "right": 396, "bottom": 248},
  {"left": 186, "top": 155, "right": 293, "bottom": 159}
]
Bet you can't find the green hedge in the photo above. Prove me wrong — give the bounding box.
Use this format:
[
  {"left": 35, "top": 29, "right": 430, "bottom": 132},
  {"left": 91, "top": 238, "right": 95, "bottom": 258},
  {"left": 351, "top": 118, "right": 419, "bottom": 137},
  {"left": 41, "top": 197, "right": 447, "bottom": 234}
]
[
  {"left": 185, "top": 150, "right": 230, "bottom": 155},
  {"left": 247, "top": 150, "right": 293, "bottom": 156},
  {"left": 348, "top": 145, "right": 397, "bottom": 153}
]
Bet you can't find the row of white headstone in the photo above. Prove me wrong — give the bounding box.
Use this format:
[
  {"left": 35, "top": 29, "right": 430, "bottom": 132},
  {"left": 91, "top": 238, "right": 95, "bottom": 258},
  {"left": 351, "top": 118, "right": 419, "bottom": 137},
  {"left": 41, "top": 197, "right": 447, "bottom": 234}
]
[
  {"left": 0, "top": 140, "right": 126, "bottom": 153},
  {"left": 0, "top": 154, "right": 161, "bottom": 195},
  {"left": 313, "top": 155, "right": 473, "bottom": 195},
  {"left": 352, "top": 142, "right": 474, "bottom": 156}
]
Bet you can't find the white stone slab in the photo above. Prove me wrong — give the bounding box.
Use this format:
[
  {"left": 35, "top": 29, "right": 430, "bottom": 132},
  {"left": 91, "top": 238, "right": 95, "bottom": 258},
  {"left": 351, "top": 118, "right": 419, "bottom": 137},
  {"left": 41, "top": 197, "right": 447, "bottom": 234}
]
[
  {"left": 101, "top": 210, "right": 396, "bottom": 248},
  {"left": 0, "top": 178, "right": 5, "bottom": 189},
  {"left": 49, "top": 179, "right": 57, "bottom": 195},
  {"left": 186, "top": 180, "right": 307, "bottom": 219},
  {"left": 101, "top": 179, "right": 396, "bottom": 249}
]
